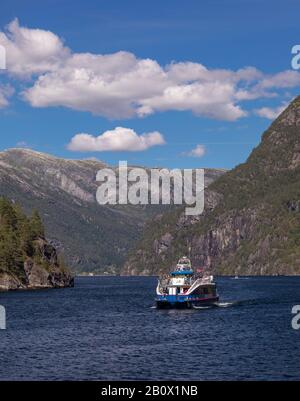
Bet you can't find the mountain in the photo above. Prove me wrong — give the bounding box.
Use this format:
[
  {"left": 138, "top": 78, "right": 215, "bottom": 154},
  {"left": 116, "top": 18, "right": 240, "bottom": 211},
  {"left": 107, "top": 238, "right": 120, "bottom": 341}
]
[
  {"left": 0, "top": 148, "right": 225, "bottom": 273},
  {"left": 123, "top": 96, "right": 300, "bottom": 276},
  {"left": 0, "top": 198, "right": 73, "bottom": 290}
]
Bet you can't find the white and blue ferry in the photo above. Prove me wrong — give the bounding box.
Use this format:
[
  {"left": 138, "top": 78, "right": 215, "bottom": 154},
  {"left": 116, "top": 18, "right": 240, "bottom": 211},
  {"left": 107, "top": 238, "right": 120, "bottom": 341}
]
[{"left": 156, "top": 257, "right": 219, "bottom": 309}]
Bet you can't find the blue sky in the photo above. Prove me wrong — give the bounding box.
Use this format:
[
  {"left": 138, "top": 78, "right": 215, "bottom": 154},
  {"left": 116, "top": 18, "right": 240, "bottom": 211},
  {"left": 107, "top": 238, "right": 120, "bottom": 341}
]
[{"left": 0, "top": 0, "right": 300, "bottom": 169}]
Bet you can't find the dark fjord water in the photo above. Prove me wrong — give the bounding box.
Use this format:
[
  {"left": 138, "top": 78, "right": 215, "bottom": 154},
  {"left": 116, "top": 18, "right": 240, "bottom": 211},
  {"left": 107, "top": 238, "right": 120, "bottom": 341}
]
[{"left": 0, "top": 276, "right": 299, "bottom": 381}]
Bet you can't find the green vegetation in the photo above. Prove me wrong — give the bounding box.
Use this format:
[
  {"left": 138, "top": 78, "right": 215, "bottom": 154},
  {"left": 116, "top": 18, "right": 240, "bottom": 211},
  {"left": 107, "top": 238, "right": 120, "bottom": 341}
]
[
  {"left": 0, "top": 148, "right": 225, "bottom": 273},
  {"left": 0, "top": 197, "right": 46, "bottom": 277},
  {"left": 124, "top": 96, "right": 300, "bottom": 275}
]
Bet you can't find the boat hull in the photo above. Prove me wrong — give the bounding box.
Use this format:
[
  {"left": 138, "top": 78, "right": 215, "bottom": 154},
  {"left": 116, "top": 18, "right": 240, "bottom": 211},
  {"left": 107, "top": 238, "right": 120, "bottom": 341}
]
[{"left": 156, "top": 296, "right": 219, "bottom": 309}]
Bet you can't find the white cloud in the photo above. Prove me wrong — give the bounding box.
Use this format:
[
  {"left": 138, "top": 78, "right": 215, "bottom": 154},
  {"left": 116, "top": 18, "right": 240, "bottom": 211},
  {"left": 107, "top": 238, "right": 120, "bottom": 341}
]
[
  {"left": 0, "top": 84, "right": 14, "bottom": 108},
  {"left": 254, "top": 103, "right": 287, "bottom": 120},
  {"left": 16, "top": 141, "right": 31, "bottom": 148},
  {"left": 186, "top": 144, "right": 206, "bottom": 158},
  {"left": 138, "top": 81, "right": 247, "bottom": 121},
  {"left": 0, "top": 20, "right": 299, "bottom": 120},
  {"left": 67, "top": 127, "right": 166, "bottom": 152},
  {"left": 0, "top": 95, "right": 8, "bottom": 108},
  {"left": 21, "top": 55, "right": 251, "bottom": 120},
  {"left": 258, "top": 70, "right": 300, "bottom": 89},
  {"left": 23, "top": 53, "right": 170, "bottom": 119},
  {"left": 0, "top": 19, "right": 69, "bottom": 77}
]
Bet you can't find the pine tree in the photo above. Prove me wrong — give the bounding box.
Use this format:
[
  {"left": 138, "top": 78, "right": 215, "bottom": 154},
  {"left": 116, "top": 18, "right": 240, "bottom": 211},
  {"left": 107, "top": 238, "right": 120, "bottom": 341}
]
[
  {"left": 30, "top": 209, "right": 45, "bottom": 239},
  {"left": 0, "top": 197, "right": 18, "bottom": 230},
  {"left": 0, "top": 199, "right": 46, "bottom": 273},
  {"left": 0, "top": 198, "right": 23, "bottom": 272}
]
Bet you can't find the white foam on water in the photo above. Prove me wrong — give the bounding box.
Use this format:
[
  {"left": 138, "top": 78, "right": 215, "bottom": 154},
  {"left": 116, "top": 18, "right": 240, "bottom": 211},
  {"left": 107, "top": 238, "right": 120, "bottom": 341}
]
[
  {"left": 192, "top": 305, "right": 213, "bottom": 310},
  {"left": 214, "top": 301, "right": 236, "bottom": 308}
]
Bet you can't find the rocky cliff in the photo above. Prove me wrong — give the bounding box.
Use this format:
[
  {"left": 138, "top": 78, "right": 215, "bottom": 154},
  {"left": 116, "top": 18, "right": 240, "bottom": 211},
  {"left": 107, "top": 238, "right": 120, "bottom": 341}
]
[
  {"left": 0, "top": 149, "right": 225, "bottom": 273},
  {"left": 0, "top": 198, "right": 74, "bottom": 290},
  {"left": 0, "top": 238, "right": 74, "bottom": 290},
  {"left": 123, "top": 96, "right": 300, "bottom": 276}
]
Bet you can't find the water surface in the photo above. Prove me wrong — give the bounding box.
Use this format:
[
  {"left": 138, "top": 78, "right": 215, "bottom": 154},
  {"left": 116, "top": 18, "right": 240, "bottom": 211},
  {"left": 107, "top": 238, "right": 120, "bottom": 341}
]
[{"left": 0, "top": 276, "right": 299, "bottom": 380}]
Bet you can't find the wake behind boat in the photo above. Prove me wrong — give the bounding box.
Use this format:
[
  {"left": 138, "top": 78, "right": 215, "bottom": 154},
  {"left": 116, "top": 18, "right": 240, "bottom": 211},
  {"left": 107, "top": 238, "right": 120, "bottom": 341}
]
[{"left": 156, "top": 257, "right": 219, "bottom": 309}]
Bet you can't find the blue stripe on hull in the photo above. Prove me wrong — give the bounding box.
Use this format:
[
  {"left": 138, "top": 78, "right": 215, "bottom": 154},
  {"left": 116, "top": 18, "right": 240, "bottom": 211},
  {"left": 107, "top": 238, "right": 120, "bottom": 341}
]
[{"left": 156, "top": 296, "right": 219, "bottom": 309}]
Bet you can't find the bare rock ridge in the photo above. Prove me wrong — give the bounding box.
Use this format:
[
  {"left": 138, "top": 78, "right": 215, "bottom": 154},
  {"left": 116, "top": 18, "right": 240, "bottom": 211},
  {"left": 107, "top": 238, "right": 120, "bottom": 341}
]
[
  {"left": 0, "top": 149, "right": 226, "bottom": 274},
  {"left": 123, "top": 96, "right": 300, "bottom": 276}
]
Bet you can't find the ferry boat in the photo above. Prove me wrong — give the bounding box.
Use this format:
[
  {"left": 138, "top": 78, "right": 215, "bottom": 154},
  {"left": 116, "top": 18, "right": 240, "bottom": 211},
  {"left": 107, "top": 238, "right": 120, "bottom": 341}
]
[{"left": 156, "top": 257, "right": 219, "bottom": 309}]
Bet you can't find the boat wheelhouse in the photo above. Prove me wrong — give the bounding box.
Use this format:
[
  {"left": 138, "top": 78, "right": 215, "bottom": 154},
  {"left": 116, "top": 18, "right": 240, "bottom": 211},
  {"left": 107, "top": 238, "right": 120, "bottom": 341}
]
[{"left": 156, "top": 257, "right": 219, "bottom": 309}]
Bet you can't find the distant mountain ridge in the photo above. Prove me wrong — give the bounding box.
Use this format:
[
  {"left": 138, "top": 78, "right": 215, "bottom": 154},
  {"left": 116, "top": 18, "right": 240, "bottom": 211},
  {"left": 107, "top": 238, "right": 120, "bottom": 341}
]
[
  {"left": 0, "top": 148, "right": 226, "bottom": 273},
  {"left": 123, "top": 96, "right": 300, "bottom": 276}
]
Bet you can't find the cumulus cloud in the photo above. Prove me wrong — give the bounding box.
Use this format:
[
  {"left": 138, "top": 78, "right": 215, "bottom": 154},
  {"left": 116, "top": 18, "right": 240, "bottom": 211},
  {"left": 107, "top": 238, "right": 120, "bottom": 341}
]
[
  {"left": 67, "top": 127, "right": 166, "bottom": 152},
  {"left": 0, "top": 20, "right": 300, "bottom": 120},
  {"left": 185, "top": 144, "right": 206, "bottom": 158},
  {"left": 138, "top": 81, "right": 247, "bottom": 121},
  {"left": 0, "top": 84, "right": 14, "bottom": 108},
  {"left": 20, "top": 54, "right": 253, "bottom": 120},
  {"left": 254, "top": 104, "right": 287, "bottom": 120},
  {"left": 23, "top": 53, "right": 170, "bottom": 119},
  {"left": 0, "top": 19, "right": 69, "bottom": 77}
]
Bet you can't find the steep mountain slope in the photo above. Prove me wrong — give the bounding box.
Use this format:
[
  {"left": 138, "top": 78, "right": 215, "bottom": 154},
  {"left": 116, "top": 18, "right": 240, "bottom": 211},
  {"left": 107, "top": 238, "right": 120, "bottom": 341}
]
[
  {"left": 0, "top": 148, "right": 225, "bottom": 273},
  {"left": 123, "top": 96, "right": 300, "bottom": 276}
]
